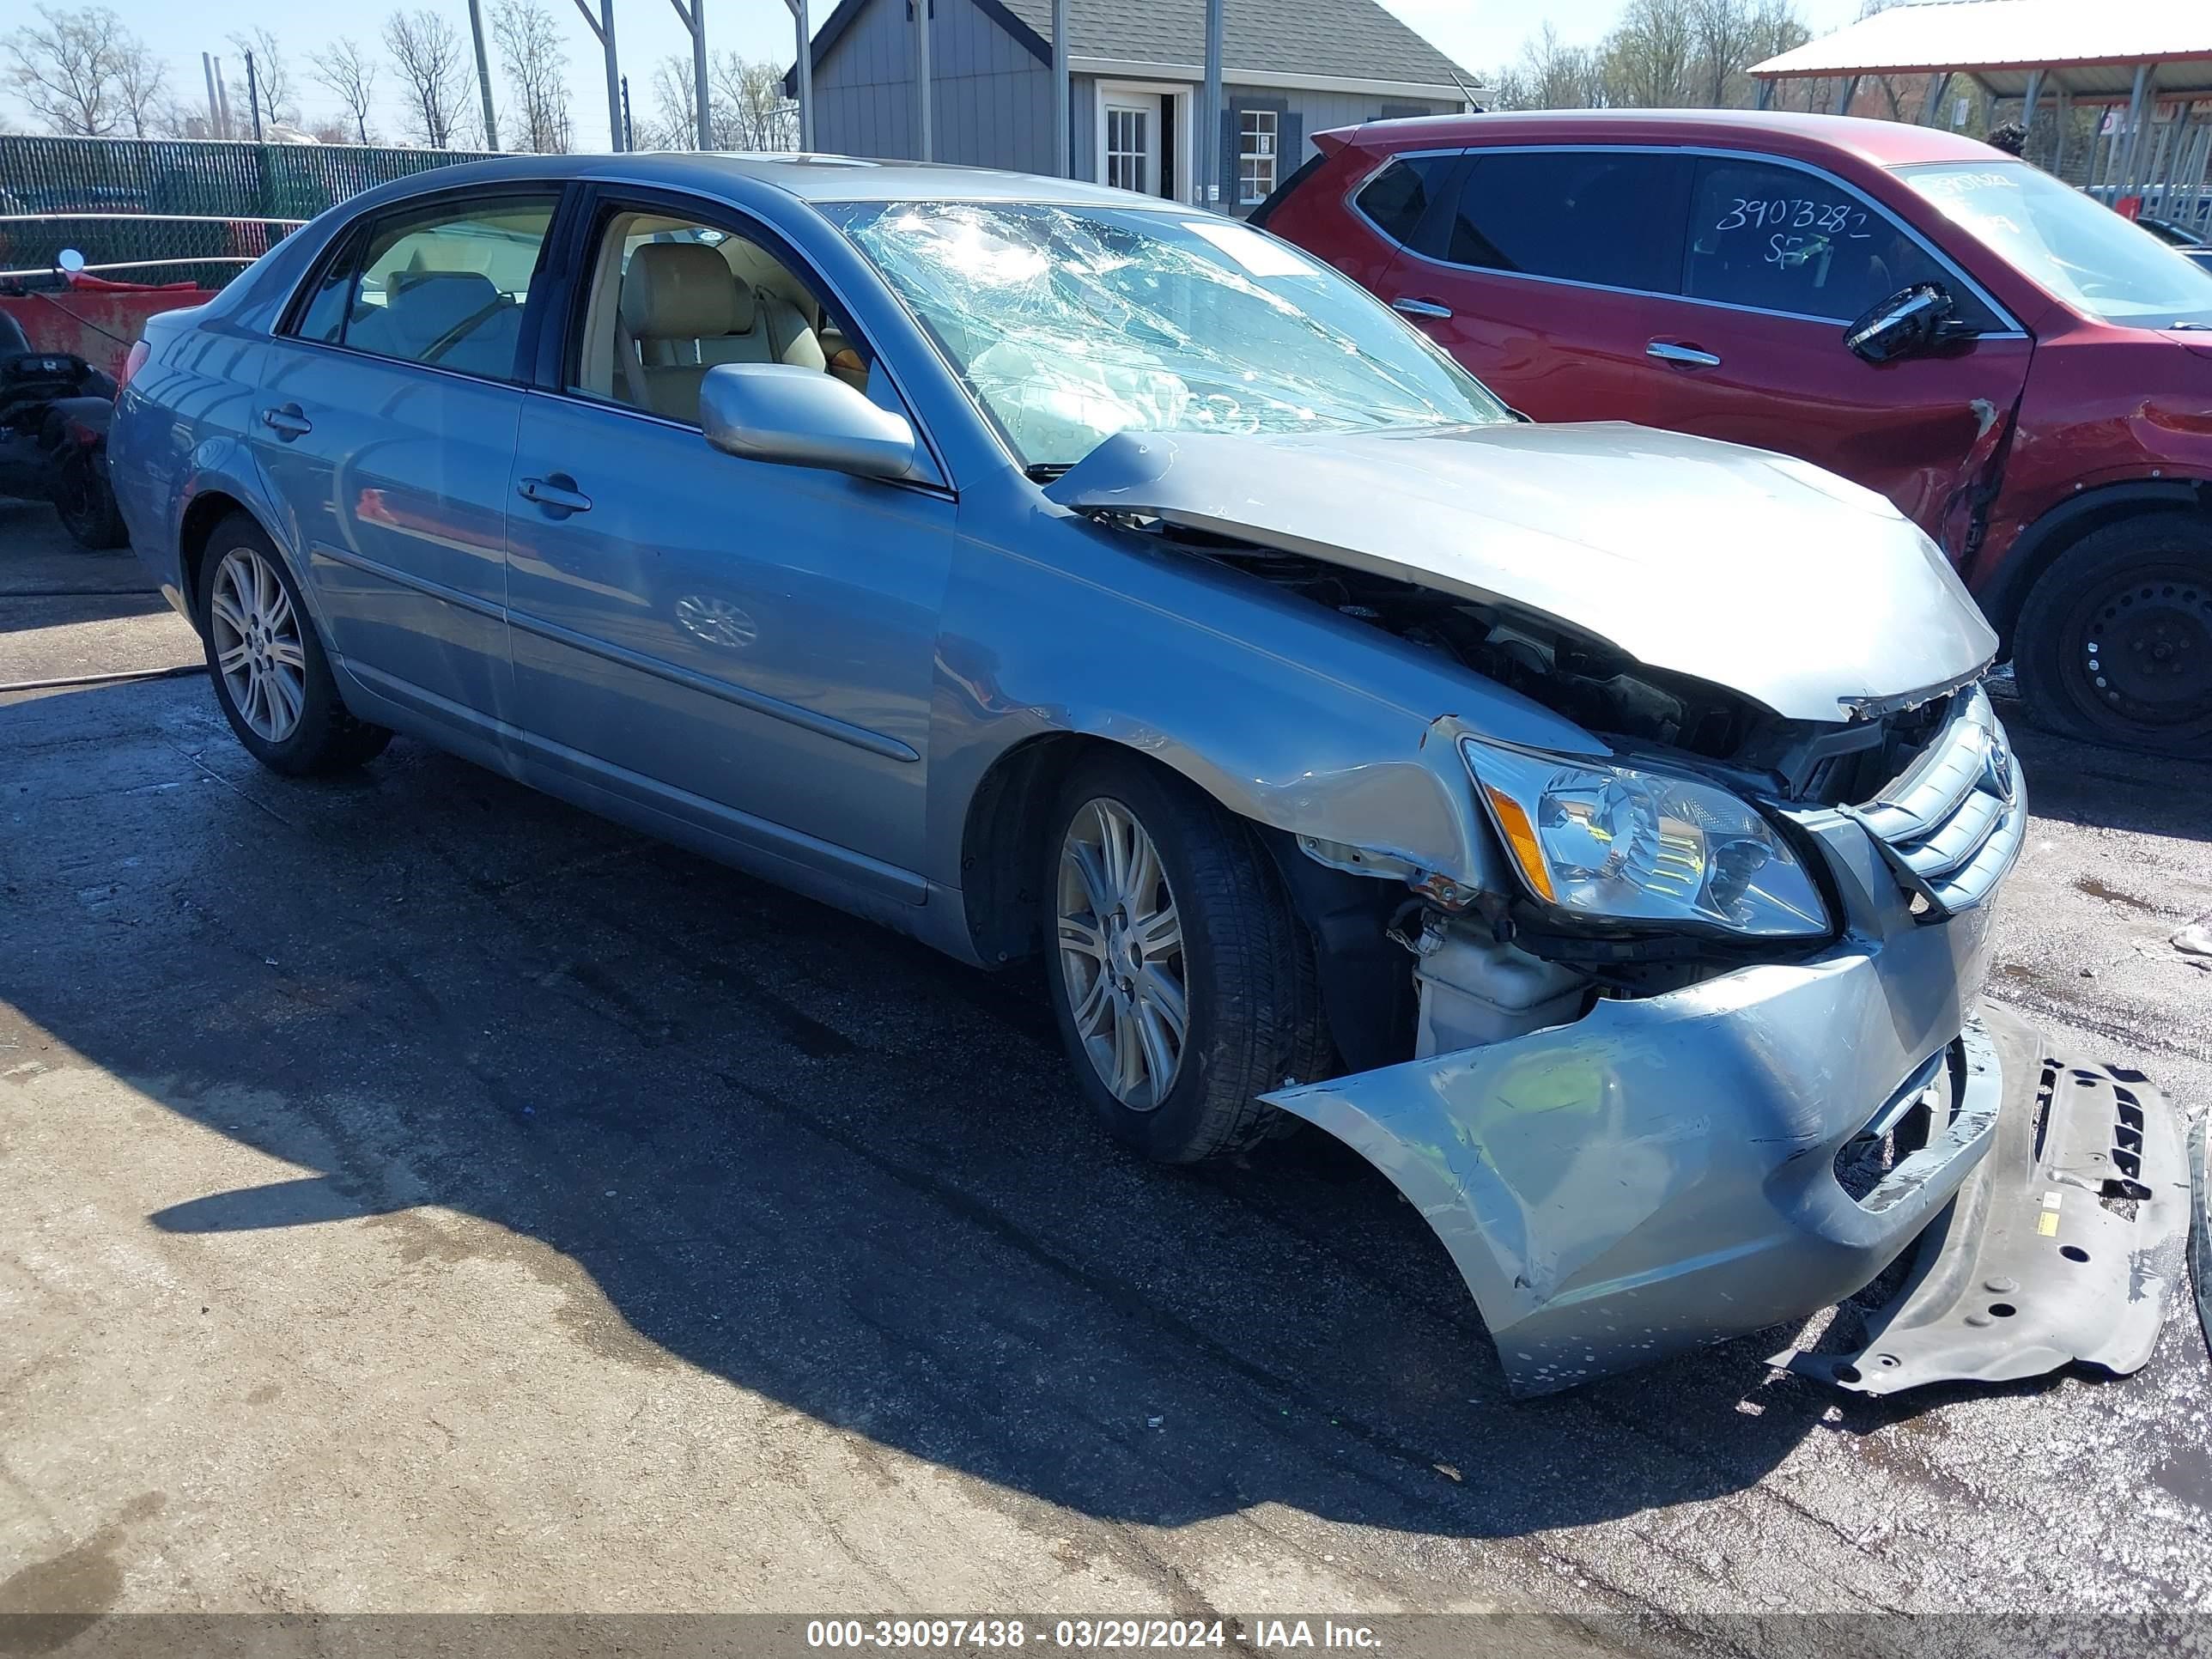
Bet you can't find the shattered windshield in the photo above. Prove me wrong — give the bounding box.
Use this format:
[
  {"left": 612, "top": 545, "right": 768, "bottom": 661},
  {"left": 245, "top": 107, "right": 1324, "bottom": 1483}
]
[{"left": 823, "top": 200, "right": 1512, "bottom": 470}]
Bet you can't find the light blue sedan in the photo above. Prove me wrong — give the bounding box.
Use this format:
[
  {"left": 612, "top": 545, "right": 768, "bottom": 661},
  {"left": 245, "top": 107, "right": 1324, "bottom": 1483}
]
[{"left": 110, "top": 154, "right": 2192, "bottom": 1397}]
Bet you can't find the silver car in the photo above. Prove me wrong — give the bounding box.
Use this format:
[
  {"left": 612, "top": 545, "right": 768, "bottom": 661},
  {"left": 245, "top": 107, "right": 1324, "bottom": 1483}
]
[{"left": 112, "top": 154, "right": 2197, "bottom": 1397}]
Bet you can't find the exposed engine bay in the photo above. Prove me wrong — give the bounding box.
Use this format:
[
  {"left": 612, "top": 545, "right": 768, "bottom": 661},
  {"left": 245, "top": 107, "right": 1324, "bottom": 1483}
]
[
  {"left": 1191, "top": 536, "right": 1957, "bottom": 811},
  {"left": 1153, "top": 530, "right": 1979, "bottom": 1066}
]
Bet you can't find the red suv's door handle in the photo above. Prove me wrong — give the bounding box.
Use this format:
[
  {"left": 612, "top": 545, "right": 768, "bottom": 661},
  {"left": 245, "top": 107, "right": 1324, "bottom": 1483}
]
[
  {"left": 1648, "top": 340, "right": 1723, "bottom": 368},
  {"left": 1393, "top": 297, "right": 1453, "bottom": 320}
]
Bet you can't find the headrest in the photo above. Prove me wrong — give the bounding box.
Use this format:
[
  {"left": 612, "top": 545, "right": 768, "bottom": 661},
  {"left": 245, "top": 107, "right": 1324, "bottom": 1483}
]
[{"left": 620, "top": 241, "right": 755, "bottom": 338}]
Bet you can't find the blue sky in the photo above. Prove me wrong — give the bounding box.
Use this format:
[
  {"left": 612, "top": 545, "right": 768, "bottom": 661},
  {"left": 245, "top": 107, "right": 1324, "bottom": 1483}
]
[{"left": 7, "top": 0, "right": 1867, "bottom": 144}]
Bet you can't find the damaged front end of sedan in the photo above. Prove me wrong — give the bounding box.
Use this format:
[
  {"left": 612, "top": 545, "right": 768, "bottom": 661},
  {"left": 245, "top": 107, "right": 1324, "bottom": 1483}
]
[{"left": 1047, "top": 423, "right": 2198, "bottom": 1400}]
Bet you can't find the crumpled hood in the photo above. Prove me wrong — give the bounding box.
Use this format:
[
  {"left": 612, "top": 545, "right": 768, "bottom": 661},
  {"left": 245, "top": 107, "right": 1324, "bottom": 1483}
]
[{"left": 1046, "top": 422, "right": 1996, "bottom": 723}]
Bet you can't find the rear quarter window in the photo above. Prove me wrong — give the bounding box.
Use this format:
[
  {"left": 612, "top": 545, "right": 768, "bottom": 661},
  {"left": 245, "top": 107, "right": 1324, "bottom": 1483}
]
[{"left": 1352, "top": 155, "right": 1455, "bottom": 246}]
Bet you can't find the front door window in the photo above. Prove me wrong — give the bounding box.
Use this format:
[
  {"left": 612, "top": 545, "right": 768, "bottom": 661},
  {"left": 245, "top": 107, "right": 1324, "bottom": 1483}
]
[
  {"left": 1239, "top": 110, "right": 1278, "bottom": 207},
  {"left": 1106, "top": 104, "right": 1152, "bottom": 195}
]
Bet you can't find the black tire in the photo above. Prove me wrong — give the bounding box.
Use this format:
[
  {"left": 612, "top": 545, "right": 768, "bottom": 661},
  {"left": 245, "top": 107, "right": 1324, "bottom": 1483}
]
[
  {"left": 195, "top": 514, "right": 392, "bottom": 776},
  {"left": 2014, "top": 514, "right": 2212, "bottom": 758},
  {"left": 52, "top": 448, "right": 128, "bottom": 550},
  {"left": 1042, "top": 751, "right": 1329, "bottom": 1164}
]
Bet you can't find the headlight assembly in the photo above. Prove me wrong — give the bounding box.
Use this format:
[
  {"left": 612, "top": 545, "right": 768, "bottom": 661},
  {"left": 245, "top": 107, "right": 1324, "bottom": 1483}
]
[{"left": 1462, "top": 738, "right": 1830, "bottom": 939}]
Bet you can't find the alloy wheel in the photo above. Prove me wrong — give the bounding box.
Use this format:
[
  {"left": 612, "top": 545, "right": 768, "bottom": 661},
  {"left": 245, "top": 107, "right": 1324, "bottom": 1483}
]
[
  {"left": 209, "top": 544, "right": 307, "bottom": 743},
  {"left": 1056, "top": 798, "right": 1188, "bottom": 1111}
]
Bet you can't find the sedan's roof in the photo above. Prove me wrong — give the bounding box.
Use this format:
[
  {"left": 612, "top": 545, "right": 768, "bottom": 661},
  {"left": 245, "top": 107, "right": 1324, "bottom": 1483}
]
[{"left": 366, "top": 149, "right": 1157, "bottom": 210}]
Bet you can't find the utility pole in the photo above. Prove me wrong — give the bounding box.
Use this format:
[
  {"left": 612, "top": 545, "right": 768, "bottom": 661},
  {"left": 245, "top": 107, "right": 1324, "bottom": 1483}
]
[
  {"left": 466, "top": 0, "right": 501, "bottom": 148},
  {"left": 244, "top": 49, "right": 266, "bottom": 142},
  {"left": 202, "top": 52, "right": 222, "bottom": 137},
  {"left": 572, "top": 0, "right": 624, "bottom": 150},
  {"left": 913, "top": 0, "right": 931, "bottom": 161},
  {"left": 666, "top": 0, "right": 711, "bottom": 148},
  {"left": 1051, "top": 0, "right": 1066, "bottom": 176},
  {"left": 1200, "top": 0, "right": 1222, "bottom": 206},
  {"left": 783, "top": 0, "right": 812, "bottom": 149},
  {"left": 621, "top": 73, "right": 635, "bottom": 149}
]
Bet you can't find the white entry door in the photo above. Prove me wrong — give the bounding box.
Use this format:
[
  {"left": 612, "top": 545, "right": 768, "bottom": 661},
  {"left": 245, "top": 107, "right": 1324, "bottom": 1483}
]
[{"left": 1103, "top": 92, "right": 1162, "bottom": 196}]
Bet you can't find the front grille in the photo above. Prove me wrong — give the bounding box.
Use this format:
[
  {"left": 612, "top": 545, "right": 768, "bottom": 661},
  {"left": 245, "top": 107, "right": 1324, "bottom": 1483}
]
[{"left": 1850, "top": 686, "right": 2026, "bottom": 918}]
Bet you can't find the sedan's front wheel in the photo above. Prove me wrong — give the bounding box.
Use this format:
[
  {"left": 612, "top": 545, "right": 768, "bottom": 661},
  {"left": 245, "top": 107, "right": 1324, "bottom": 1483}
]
[
  {"left": 198, "top": 515, "right": 392, "bottom": 775},
  {"left": 1045, "top": 753, "right": 1328, "bottom": 1164}
]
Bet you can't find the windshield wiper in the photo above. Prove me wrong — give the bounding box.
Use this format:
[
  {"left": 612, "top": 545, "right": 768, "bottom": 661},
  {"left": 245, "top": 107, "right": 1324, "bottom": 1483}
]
[
  {"left": 1024, "top": 461, "right": 1073, "bottom": 483},
  {"left": 2170, "top": 321, "right": 2212, "bottom": 331}
]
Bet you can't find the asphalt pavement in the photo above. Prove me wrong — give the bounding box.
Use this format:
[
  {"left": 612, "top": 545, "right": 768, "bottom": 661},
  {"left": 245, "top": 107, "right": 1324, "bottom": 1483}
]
[{"left": 3, "top": 494, "right": 2209, "bottom": 1644}]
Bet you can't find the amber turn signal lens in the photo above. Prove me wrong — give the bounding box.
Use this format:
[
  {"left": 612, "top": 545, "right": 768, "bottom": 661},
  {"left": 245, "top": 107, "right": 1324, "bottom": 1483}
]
[{"left": 1481, "top": 782, "right": 1556, "bottom": 903}]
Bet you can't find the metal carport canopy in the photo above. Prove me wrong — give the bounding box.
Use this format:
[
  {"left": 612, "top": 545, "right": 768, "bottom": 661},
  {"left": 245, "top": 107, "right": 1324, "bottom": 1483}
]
[{"left": 1749, "top": 0, "right": 2212, "bottom": 104}]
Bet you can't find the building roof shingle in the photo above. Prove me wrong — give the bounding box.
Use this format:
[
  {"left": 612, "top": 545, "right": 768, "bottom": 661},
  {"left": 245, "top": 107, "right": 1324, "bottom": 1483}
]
[
  {"left": 799, "top": 0, "right": 1476, "bottom": 94},
  {"left": 995, "top": 0, "right": 1475, "bottom": 88}
]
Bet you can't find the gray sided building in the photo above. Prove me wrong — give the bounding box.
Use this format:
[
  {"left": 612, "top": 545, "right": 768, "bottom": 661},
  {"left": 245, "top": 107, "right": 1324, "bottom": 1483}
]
[{"left": 786, "top": 0, "right": 1478, "bottom": 211}]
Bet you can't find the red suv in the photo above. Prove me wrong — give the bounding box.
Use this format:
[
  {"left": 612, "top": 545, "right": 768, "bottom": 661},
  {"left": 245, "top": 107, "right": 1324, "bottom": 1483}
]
[{"left": 1258, "top": 110, "right": 2212, "bottom": 757}]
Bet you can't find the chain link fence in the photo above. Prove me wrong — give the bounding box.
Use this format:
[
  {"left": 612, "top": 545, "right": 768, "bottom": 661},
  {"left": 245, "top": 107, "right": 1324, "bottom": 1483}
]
[{"left": 0, "top": 134, "right": 502, "bottom": 286}]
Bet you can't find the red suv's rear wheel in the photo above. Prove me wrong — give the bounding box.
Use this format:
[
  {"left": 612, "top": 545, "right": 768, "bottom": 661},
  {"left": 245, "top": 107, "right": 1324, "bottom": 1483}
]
[{"left": 2015, "top": 514, "right": 2212, "bottom": 759}]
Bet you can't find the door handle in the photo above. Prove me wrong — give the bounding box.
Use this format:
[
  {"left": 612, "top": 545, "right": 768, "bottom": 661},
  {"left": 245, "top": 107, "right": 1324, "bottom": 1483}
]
[
  {"left": 1647, "top": 341, "right": 1723, "bottom": 368},
  {"left": 260, "top": 404, "right": 313, "bottom": 438},
  {"left": 1392, "top": 297, "right": 1454, "bottom": 320},
  {"left": 517, "top": 474, "right": 592, "bottom": 514}
]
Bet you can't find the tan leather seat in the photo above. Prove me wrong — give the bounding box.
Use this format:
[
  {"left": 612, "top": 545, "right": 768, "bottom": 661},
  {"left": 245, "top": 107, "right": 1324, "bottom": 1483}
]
[{"left": 617, "top": 241, "right": 825, "bottom": 422}]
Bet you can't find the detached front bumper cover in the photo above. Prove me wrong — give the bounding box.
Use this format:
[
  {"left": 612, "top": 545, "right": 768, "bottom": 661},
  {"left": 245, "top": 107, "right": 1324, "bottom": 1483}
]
[
  {"left": 1783, "top": 1012, "right": 2194, "bottom": 1395},
  {"left": 1264, "top": 961, "right": 2192, "bottom": 1397}
]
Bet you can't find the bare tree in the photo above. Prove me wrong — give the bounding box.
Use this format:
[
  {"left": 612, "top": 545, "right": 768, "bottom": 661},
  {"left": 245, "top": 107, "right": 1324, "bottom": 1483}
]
[
  {"left": 1493, "top": 0, "right": 1811, "bottom": 115},
  {"left": 639, "top": 53, "right": 696, "bottom": 148},
  {"left": 150, "top": 98, "right": 210, "bottom": 139},
  {"left": 492, "top": 0, "right": 570, "bottom": 152},
  {"left": 385, "top": 8, "right": 471, "bottom": 149},
  {"left": 1481, "top": 64, "right": 1529, "bottom": 112},
  {"left": 3, "top": 5, "right": 139, "bottom": 136},
  {"left": 1745, "top": 0, "right": 1812, "bottom": 109},
  {"left": 1509, "top": 22, "right": 1607, "bottom": 110},
  {"left": 228, "top": 27, "right": 299, "bottom": 127},
  {"left": 708, "top": 52, "right": 793, "bottom": 149},
  {"left": 313, "top": 36, "right": 380, "bottom": 144},
  {"left": 1604, "top": 0, "right": 1699, "bottom": 108},
  {"left": 114, "top": 32, "right": 167, "bottom": 137},
  {"left": 1689, "top": 0, "right": 1755, "bottom": 107}
]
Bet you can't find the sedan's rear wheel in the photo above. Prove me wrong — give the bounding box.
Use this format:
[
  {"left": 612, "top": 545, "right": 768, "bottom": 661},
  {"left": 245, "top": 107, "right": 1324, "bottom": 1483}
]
[
  {"left": 1044, "top": 753, "right": 1328, "bottom": 1164},
  {"left": 197, "top": 515, "right": 392, "bottom": 775}
]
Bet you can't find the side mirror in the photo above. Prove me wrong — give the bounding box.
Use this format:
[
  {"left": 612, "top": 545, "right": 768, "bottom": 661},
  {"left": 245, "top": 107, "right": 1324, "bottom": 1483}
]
[
  {"left": 56, "top": 248, "right": 86, "bottom": 274},
  {"left": 699, "top": 362, "right": 916, "bottom": 481},
  {"left": 1844, "top": 283, "right": 1975, "bottom": 364}
]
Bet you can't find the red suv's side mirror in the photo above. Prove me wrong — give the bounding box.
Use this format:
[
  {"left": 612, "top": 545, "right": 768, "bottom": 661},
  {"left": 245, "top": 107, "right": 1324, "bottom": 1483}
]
[{"left": 1845, "top": 283, "right": 1979, "bottom": 364}]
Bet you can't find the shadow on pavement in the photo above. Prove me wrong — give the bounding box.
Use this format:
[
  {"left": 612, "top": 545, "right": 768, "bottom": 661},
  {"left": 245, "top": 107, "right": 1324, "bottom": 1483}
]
[
  {"left": 2004, "top": 719, "right": 2212, "bottom": 845},
  {"left": 2, "top": 677, "right": 1963, "bottom": 1544}
]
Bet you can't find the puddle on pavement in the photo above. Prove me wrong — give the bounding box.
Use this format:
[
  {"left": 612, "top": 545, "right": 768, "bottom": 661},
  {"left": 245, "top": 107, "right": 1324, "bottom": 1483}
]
[{"left": 2072, "top": 876, "right": 2166, "bottom": 916}]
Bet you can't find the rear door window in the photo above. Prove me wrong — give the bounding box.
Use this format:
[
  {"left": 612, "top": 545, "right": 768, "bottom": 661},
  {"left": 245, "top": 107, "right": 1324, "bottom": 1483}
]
[
  {"left": 1683, "top": 158, "right": 1991, "bottom": 326},
  {"left": 289, "top": 195, "right": 558, "bottom": 380},
  {"left": 1441, "top": 149, "right": 1692, "bottom": 294},
  {"left": 1354, "top": 154, "right": 1457, "bottom": 248}
]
